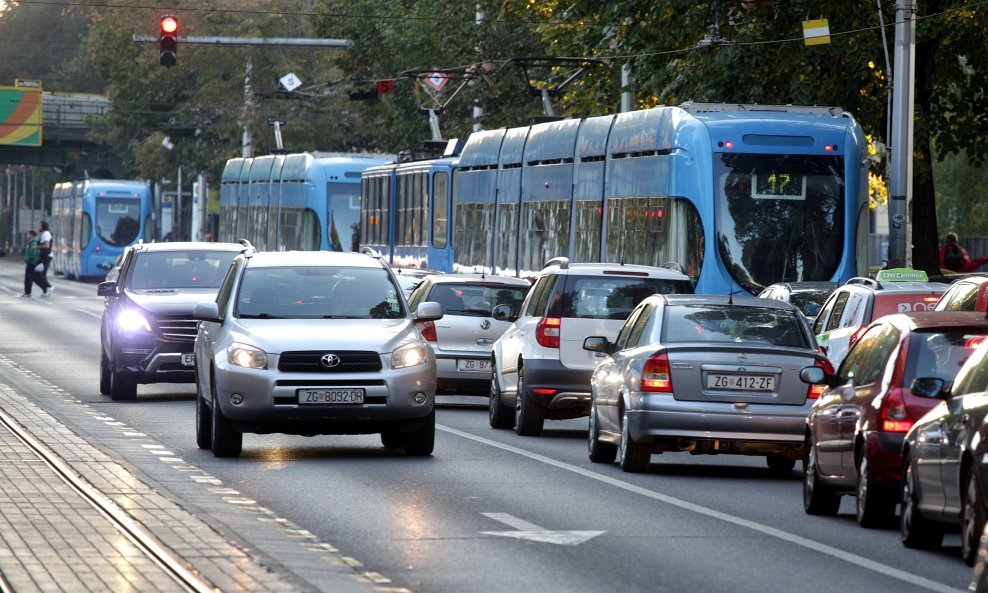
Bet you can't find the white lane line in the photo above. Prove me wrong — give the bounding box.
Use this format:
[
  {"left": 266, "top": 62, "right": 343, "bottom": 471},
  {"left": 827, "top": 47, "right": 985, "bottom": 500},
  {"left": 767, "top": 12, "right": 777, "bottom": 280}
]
[{"left": 438, "top": 424, "right": 964, "bottom": 593}]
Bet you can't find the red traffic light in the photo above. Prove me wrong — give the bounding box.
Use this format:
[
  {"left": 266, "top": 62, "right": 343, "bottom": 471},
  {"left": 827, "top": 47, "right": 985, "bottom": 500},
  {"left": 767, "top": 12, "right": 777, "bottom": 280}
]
[{"left": 160, "top": 16, "right": 178, "bottom": 34}]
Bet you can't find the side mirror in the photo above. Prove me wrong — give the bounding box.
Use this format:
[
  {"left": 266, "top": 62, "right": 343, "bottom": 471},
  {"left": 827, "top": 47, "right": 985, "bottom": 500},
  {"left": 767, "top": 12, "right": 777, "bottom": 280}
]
[
  {"left": 583, "top": 336, "right": 614, "bottom": 355},
  {"left": 97, "top": 280, "right": 116, "bottom": 297},
  {"left": 414, "top": 301, "right": 443, "bottom": 322},
  {"left": 799, "top": 366, "right": 840, "bottom": 388},
  {"left": 192, "top": 302, "right": 222, "bottom": 323},
  {"left": 492, "top": 304, "right": 516, "bottom": 322},
  {"left": 910, "top": 377, "right": 947, "bottom": 399}
]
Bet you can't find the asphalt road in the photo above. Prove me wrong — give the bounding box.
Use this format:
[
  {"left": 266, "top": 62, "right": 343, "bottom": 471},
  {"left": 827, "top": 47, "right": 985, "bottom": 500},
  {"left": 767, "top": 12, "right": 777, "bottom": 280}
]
[{"left": 0, "top": 258, "right": 973, "bottom": 593}]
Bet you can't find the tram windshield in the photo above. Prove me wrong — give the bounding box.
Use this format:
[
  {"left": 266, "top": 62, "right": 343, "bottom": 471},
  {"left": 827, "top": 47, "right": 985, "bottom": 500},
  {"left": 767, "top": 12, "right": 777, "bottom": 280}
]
[
  {"left": 95, "top": 197, "right": 142, "bottom": 247},
  {"left": 714, "top": 153, "right": 844, "bottom": 294}
]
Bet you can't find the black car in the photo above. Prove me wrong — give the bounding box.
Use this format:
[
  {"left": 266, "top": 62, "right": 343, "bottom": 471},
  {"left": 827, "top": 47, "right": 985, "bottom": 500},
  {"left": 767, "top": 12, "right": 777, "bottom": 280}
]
[
  {"left": 901, "top": 336, "right": 988, "bottom": 564},
  {"left": 98, "top": 241, "right": 249, "bottom": 400}
]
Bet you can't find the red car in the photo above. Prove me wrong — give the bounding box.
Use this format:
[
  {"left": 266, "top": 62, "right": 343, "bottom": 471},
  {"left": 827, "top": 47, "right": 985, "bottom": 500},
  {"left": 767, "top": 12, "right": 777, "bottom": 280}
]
[
  {"left": 799, "top": 311, "right": 988, "bottom": 527},
  {"left": 933, "top": 274, "right": 988, "bottom": 312}
]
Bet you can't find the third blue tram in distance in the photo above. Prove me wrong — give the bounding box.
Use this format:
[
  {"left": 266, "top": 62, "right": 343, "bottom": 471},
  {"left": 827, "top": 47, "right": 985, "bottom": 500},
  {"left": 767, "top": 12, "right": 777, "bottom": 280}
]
[
  {"left": 451, "top": 102, "right": 869, "bottom": 295},
  {"left": 359, "top": 140, "right": 461, "bottom": 272},
  {"left": 50, "top": 179, "right": 153, "bottom": 280},
  {"left": 219, "top": 152, "right": 391, "bottom": 251}
]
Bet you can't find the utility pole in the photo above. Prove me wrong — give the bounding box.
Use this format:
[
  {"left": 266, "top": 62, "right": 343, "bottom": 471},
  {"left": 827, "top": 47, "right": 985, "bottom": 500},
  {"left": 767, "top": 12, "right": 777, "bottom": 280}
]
[{"left": 887, "top": 0, "right": 916, "bottom": 268}]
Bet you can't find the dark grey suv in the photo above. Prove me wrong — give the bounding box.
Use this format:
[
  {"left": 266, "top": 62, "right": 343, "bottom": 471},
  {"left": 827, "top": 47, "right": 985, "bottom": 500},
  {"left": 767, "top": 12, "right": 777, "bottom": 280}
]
[{"left": 98, "top": 241, "right": 249, "bottom": 400}]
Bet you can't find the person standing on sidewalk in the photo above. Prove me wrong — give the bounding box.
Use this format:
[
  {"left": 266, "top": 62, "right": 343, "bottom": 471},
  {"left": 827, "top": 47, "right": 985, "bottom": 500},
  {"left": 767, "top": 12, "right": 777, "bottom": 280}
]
[
  {"left": 21, "top": 230, "right": 51, "bottom": 297},
  {"left": 37, "top": 220, "right": 53, "bottom": 297}
]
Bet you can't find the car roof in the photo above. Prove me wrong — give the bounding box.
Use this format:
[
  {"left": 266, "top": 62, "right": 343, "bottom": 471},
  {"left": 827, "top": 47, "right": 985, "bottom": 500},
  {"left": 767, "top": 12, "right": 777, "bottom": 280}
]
[
  {"left": 135, "top": 241, "right": 247, "bottom": 252},
  {"left": 658, "top": 294, "right": 796, "bottom": 311},
  {"left": 539, "top": 258, "right": 689, "bottom": 280},
  {"left": 768, "top": 281, "right": 838, "bottom": 291},
  {"left": 872, "top": 311, "right": 988, "bottom": 331},
  {"left": 421, "top": 274, "right": 530, "bottom": 286},
  {"left": 841, "top": 277, "right": 948, "bottom": 293},
  {"left": 245, "top": 250, "right": 385, "bottom": 268}
]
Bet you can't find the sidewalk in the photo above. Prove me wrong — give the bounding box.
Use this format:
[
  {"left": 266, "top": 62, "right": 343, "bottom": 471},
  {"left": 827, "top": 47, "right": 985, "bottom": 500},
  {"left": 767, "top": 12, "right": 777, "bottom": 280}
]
[{"left": 0, "top": 352, "right": 393, "bottom": 593}]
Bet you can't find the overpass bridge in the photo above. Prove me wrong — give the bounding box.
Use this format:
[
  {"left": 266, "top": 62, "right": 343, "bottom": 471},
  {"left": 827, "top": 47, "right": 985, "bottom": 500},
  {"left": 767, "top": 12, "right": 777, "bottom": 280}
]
[{"left": 0, "top": 91, "right": 126, "bottom": 178}]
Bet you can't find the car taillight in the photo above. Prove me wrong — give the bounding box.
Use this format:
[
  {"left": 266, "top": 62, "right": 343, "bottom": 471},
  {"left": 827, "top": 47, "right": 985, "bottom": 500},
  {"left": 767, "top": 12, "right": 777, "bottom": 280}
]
[
  {"left": 880, "top": 388, "right": 913, "bottom": 432},
  {"left": 641, "top": 352, "right": 672, "bottom": 393},
  {"left": 849, "top": 325, "right": 868, "bottom": 348},
  {"left": 806, "top": 359, "right": 833, "bottom": 399},
  {"left": 966, "top": 336, "right": 988, "bottom": 350},
  {"left": 417, "top": 321, "right": 437, "bottom": 343},
  {"left": 536, "top": 317, "right": 561, "bottom": 348}
]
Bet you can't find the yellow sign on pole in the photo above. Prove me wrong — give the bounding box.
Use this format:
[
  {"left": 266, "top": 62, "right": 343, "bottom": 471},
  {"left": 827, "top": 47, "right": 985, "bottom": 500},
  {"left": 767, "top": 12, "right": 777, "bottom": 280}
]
[{"left": 802, "top": 19, "right": 831, "bottom": 46}]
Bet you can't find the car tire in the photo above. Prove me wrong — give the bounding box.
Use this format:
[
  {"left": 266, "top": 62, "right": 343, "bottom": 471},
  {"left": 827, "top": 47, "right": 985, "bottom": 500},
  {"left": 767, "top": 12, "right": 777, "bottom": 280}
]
[
  {"left": 403, "top": 409, "right": 435, "bottom": 456},
  {"left": 489, "top": 370, "right": 514, "bottom": 430},
  {"left": 381, "top": 431, "right": 406, "bottom": 448},
  {"left": 618, "top": 409, "right": 649, "bottom": 473},
  {"left": 803, "top": 442, "right": 841, "bottom": 516},
  {"left": 963, "top": 468, "right": 987, "bottom": 566},
  {"left": 99, "top": 350, "right": 111, "bottom": 396},
  {"left": 588, "top": 403, "right": 617, "bottom": 464},
  {"left": 109, "top": 369, "right": 137, "bottom": 401},
  {"left": 195, "top": 375, "right": 211, "bottom": 449},
  {"left": 514, "top": 365, "right": 544, "bottom": 437},
  {"left": 901, "top": 459, "right": 944, "bottom": 549},
  {"left": 766, "top": 455, "right": 796, "bottom": 475},
  {"left": 211, "top": 382, "right": 242, "bottom": 458},
  {"left": 856, "top": 455, "right": 895, "bottom": 528}
]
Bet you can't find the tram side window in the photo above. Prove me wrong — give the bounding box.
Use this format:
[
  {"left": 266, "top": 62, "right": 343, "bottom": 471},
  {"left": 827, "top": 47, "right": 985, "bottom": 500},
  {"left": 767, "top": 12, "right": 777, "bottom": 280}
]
[
  {"left": 520, "top": 200, "right": 571, "bottom": 277},
  {"left": 453, "top": 202, "right": 494, "bottom": 273},
  {"left": 604, "top": 196, "right": 704, "bottom": 284},
  {"left": 432, "top": 172, "right": 448, "bottom": 249}
]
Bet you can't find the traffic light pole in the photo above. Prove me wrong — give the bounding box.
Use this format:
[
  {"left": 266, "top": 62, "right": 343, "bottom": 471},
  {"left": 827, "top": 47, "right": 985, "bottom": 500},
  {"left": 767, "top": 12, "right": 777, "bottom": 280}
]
[{"left": 887, "top": 0, "right": 916, "bottom": 269}]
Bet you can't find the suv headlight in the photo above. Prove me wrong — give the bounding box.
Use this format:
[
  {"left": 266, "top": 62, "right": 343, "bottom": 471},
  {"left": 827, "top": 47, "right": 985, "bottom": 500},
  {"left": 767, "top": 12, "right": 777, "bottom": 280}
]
[
  {"left": 392, "top": 343, "right": 429, "bottom": 369},
  {"left": 227, "top": 342, "right": 268, "bottom": 369},
  {"left": 117, "top": 309, "right": 152, "bottom": 333}
]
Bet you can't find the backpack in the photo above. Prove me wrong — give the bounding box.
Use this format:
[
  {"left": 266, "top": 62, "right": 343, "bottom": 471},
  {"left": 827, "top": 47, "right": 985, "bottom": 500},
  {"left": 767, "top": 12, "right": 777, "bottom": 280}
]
[
  {"left": 23, "top": 239, "right": 40, "bottom": 266},
  {"left": 944, "top": 243, "right": 964, "bottom": 272}
]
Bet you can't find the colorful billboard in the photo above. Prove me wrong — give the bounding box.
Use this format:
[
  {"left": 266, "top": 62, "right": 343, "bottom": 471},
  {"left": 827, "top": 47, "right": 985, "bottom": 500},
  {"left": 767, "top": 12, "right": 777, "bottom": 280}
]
[{"left": 0, "top": 81, "right": 42, "bottom": 147}]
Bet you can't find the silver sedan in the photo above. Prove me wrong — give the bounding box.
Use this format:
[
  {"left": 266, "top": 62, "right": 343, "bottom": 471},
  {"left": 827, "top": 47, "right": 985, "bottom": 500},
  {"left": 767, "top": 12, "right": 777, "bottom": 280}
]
[{"left": 584, "top": 294, "right": 831, "bottom": 473}]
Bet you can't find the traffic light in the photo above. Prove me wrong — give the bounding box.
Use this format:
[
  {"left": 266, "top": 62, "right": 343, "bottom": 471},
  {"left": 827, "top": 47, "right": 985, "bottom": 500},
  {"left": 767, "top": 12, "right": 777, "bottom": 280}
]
[{"left": 159, "top": 15, "right": 178, "bottom": 67}]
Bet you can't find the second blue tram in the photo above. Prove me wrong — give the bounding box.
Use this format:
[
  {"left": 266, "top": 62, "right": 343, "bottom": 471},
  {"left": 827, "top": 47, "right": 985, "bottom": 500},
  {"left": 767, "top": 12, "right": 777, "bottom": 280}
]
[
  {"left": 451, "top": 103, "right": 869, "bottom": 295},
  {"left": 219, "top": 152, "right": 392, "bottom": 251},
  {"left": 50, "top": 179, "right": 153, "bottom": 280}
]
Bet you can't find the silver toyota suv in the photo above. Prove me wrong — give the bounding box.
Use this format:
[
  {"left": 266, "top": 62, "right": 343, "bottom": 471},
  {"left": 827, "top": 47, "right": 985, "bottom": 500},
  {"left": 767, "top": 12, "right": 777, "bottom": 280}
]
[
  {"left": 489, "top": 257, "right": 693, "bottom": 436},
  {"left": 192, "top": 249, "right": 443, "bottom": 457}
]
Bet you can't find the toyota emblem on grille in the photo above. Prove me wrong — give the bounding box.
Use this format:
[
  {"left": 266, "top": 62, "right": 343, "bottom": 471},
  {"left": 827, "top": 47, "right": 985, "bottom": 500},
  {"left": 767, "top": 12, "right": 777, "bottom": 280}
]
[
  {"left": 480, "top": 319, "right": 491, "bottom": 330},
  {"left": 321, "top": 353, "right": 342, "bottom": 368}
]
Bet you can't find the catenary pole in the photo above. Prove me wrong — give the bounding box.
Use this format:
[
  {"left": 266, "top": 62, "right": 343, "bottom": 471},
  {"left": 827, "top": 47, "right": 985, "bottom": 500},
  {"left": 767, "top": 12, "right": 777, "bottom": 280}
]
[{"left": 887, "top": 0, "right": 916, "bottom": 268}]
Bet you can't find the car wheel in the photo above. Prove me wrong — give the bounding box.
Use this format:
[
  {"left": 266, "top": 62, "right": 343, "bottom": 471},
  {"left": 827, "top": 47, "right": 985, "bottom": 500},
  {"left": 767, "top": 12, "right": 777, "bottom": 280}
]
[
  {"left": 901, "top": 458, "right": 944, "bottom": 549},
  {"left": 403, "top": 408, "right": 435, "bottom": 456},
  {"left": 588, "top": 403, "right": 617, "bottom": 463},
  {"left": 211, "top": 381, "right": 242, "bottom": 458},
  {"left": 109, "top": 369, "right": 137, "bottom": 401},
  {"left": 195, "top": 375, "right": 211, "bottom": 449},
  {"left": 514, "top": 365, "right": 544, "bottom": 436},
  {"left": 856, "top": 455, "right": 896, "bottom": 528},
  {"left": 381, "top": 431, "right": 406, "bottom": 448},
  {"left": 99, "top": 349, "right": 111, "bottom": 396},
  {"left": 618, "top": 409, "right": 649, "bottom": 473},
  {"left": 489, "top": 370, "right": 514, "bottom": 430},
  {"left": 766, "top": 455, "right": 796, "bottom": 475},
  {"left": 803, "top": 442, "right": 841, "bottom": 516},
  {"left": 963, "top": 468, "right": 987, "bottom": 566}
]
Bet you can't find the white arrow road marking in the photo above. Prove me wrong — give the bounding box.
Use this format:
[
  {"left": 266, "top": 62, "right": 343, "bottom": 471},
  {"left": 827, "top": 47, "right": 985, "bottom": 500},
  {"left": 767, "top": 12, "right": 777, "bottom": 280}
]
[{"left": 481, "top": 512, "right": 605, "bottom": 545}]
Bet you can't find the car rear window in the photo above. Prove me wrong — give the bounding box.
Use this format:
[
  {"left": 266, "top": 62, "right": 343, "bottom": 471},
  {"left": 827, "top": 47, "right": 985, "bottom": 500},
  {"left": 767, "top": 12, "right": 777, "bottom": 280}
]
[
  {"left": 555, "top": 275, "right": 693, "bottom": 320},
  {"left": 429, "top": 283, "right": 528, "bottom": 316},
  {"left": 905, "top": 331, "right": 988, "bottom": 384},
  {"left": 663, "top": 304, "right": 807, "bottom": 347},
  {"left": 789, "top": 290, "right": 833, "bottom": 318},
  {"left": 872, "top": 292, "right": 943, "bottom": 319}
]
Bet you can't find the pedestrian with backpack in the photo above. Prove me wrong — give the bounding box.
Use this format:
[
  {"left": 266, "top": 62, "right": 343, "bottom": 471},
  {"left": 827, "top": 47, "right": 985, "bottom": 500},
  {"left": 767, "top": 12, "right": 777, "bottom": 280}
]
[
  {"left": 21, "top": 230, "right": 51, "bottom": 297},
  {"left": 939, "top": 232, "right": 988, "bottom": 273}
]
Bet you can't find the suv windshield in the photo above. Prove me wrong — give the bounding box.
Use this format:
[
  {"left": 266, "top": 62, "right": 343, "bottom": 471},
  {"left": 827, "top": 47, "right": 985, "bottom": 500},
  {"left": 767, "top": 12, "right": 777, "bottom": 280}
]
[
  {"left": 129, "top": 251, "right": 239, "bottom": 289},
  {"left": 552, "top": 275, "right": 693, "bottom": 320},
  {"left": 237, "top": 266, "right": 404, "bottom": 319}
]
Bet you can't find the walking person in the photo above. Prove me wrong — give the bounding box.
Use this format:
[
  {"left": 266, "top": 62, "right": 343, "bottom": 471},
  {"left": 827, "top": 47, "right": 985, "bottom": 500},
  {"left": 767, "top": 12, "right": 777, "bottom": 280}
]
[
  {"left": 21, "top": 230, "right": 51, "bottom": 298},
  {"left": 37, "top": 220, "right": 54, "bottom": 296},
  {"left": 939, "top": 232, "right": 988, "bottom": 273}
]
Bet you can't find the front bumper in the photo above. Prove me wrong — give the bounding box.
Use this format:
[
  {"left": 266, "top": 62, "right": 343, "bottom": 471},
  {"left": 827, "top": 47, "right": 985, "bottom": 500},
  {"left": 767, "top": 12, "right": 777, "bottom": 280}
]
[{"left": 113, "top": 341, "right": 195, "bottom": 384}]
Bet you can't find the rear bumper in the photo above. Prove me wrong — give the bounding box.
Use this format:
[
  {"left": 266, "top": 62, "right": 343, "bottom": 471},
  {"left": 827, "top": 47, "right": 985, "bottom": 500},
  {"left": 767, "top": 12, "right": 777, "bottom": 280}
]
[
  {"left": 435, "top": 353, "right": 492, "bottom": 395},
  {"left": 521, "top": 358, "right": 593, "bottom": 418}
]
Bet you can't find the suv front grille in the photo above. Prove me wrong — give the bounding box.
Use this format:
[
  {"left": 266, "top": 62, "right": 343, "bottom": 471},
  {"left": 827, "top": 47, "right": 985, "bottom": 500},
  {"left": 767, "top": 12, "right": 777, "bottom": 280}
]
[
  {"left": 278, "top": 351, "right": 383, "bottom": 373},
  {"left": 155, "top": 316, "right": 199, "bottom": 342}
]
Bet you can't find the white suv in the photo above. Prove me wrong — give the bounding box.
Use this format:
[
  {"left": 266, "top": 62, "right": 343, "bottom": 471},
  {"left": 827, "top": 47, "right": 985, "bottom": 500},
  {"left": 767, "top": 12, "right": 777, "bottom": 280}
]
[{"left": 489, "top": 258, "right": 693, "bottom": 436}]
